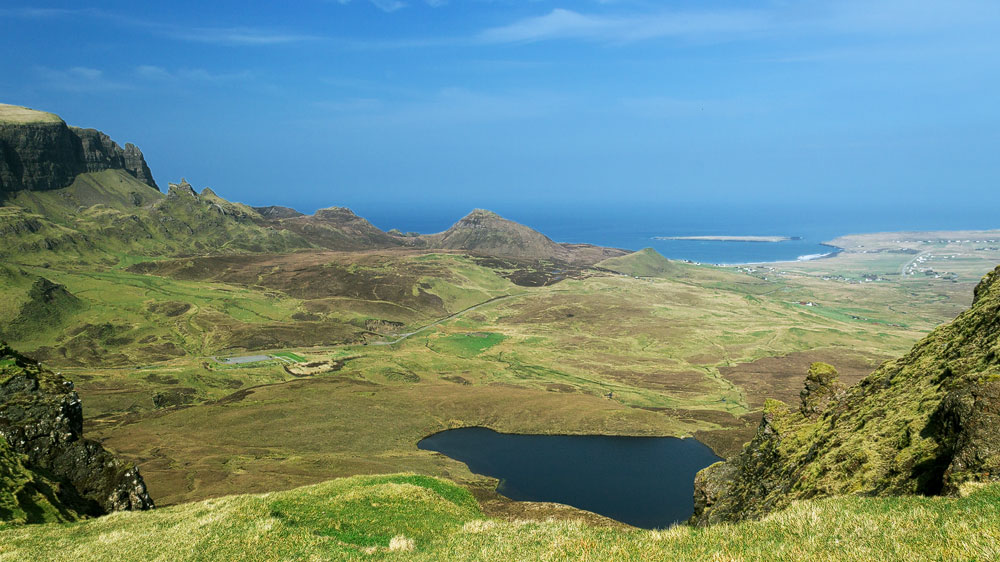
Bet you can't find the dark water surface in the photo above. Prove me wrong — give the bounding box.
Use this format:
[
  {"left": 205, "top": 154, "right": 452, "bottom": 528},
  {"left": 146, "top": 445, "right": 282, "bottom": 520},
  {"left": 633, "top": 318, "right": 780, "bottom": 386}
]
[{"left": 417, "top": 427, "right": 722, "bottom": 529}]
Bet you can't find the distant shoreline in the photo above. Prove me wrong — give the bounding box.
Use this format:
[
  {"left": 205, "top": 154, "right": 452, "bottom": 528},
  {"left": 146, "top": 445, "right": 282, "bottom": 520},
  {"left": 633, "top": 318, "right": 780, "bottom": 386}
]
[
  {"left": 712, "top": 243, "right": 845, "bottom": 267},
  {"left": 653, "top": 235, "right": 798, "bottom": 243}
]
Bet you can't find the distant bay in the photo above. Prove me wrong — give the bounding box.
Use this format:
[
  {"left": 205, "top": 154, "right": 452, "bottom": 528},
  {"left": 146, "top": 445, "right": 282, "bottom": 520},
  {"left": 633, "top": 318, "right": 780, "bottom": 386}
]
[{"left": 334, "top": 201, "right": 999, "bottom": 265}]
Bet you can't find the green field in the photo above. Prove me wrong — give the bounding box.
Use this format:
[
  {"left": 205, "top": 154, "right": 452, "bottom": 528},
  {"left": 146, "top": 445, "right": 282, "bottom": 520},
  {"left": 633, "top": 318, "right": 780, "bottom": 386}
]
[{"left": 272, "top": 352, "right": 307, "bottom": 363}]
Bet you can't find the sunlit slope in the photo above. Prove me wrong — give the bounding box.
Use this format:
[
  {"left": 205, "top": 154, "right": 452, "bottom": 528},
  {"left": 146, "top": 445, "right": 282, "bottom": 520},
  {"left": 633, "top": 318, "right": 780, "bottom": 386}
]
[
  {"left": 597, "top": 247, "right": 684, "bottom": 278},
  {"left": 0, "top": 252, "right": 519, "bottom": 366},
  {"left": 693, "top": 265, "right": 1000, "bottom": 525}
]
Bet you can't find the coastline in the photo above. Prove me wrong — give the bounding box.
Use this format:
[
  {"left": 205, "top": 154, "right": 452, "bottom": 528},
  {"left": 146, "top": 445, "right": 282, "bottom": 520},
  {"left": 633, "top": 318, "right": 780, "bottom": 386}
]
[
  {"left": 706, "top": 242, "right": 845, "bottom": 267},
  {"left": 653, "top": 235, "right": 796, "bottom": 243}
]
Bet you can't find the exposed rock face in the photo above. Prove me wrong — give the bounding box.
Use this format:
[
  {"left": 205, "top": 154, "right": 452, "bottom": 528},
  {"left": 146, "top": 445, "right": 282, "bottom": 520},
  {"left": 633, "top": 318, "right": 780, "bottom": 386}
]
[
  {"left": 166, "top": 179, "right": 199, "bottom": 199},
  {"left": 0, "top": 104, "right": 158, "bottom": 195},
  {"left": 253, "top": 205, "right": 305, "bottom": 219},
  {"left": 691, "top": 266, "right": 1000, "bottom": 526},
  {"left": 0, "top": 342, "right": 154, "bottom": 516},
  {"left": 70, "top": 127, "right": 157, "bottom": 189},
  {"left": 798, "top": 362, "right": 844, "bottom": 417}
]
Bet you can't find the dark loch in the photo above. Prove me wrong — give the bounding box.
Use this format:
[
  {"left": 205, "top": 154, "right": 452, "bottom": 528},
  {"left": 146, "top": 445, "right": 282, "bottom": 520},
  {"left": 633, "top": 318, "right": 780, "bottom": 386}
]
[{"left": 418, "top": 427, "right": 722, "bottom": 529}]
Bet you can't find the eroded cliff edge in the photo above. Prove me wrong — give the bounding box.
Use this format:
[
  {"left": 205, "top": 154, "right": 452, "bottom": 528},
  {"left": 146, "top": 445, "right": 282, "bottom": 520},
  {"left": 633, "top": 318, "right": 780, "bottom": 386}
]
[
  {"left": 0, "top": 342, "right": 154, "bottom": 520},
  {"left": 692, "top": 265, "right": 1000, "bottom": 525}
]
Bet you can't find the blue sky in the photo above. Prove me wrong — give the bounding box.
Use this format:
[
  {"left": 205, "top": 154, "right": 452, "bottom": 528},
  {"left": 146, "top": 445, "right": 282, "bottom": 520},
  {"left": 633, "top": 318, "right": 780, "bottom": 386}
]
[{"left": 2, "top": 1, "right": 1000, "bottom": 219}]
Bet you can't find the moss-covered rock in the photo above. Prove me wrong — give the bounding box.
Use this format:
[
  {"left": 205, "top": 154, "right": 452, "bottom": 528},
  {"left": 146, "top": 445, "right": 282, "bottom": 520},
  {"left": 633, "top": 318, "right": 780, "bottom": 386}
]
[
  {"left": 0, "top": 434, "right": 81, "bottom": 525},
  {"left": 692, "top": 265, "right": 1000, "bottom": 525},
  {"left": 0, "top": 342, "right": 153, "bottom": 521}
]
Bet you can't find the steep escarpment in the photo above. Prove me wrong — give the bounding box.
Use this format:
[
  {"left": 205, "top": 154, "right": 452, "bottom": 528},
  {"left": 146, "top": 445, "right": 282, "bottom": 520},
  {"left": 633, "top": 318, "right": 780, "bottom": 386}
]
[
  {"left": 0, "top": 342, "right": 153, "bottom": 519},
  {"left": 0, "top": 103, "right": 158, "bottom": 196},
  {"left": 692, "top": 266, "right": 1000, "bottom": 525}
]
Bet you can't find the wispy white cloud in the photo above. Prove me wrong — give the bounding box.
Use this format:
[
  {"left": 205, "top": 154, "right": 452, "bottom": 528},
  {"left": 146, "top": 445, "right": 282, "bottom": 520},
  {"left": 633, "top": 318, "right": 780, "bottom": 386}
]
[
  {"left": 34, "top": 66, "right": 131, "bottom": 92},
  {"left": 333, "top": 0, "right": 450, "bottom": 12},
  {"left": 1, "top": 7, "right": 317, "bottom": 46},
  {"left": 0, "top": 7, "right": 87, "bottom": 18},
  {"left": 619, "top": 96, "right": 766, "bottom": 120},
  {"left": 165, "top": 26, "right": 319, "bottom": 45},
  {"left": 478, "top": 8, "right": 768, "bottom": 44},
  {"left": 135, "top": 65, "right": 253, "bottom": 82},
  {"left": 477, "top": 1, "right": 1000, "bottom": 45},
  {"left": 314, "top": 87, "right": 568, "bottom": 125},
  {"left": 335, "top": 0, "right": 405, "bottom": 12}
]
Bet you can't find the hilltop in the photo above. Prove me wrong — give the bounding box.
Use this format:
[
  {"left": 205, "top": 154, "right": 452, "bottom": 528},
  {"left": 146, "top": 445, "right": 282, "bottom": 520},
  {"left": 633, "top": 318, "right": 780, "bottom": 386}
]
[
  {"left": 596, "top": 247, "right": 682, "bottom": 278},
  {"left": 423, "top": 209, "right": 626, "bottom": 264}
]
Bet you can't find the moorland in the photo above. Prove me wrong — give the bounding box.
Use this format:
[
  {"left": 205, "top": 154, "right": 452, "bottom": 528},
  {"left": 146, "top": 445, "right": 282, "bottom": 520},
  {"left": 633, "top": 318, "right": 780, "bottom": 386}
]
[{"left": 3, "top": 102, "right": 1000, "bottom": 559}]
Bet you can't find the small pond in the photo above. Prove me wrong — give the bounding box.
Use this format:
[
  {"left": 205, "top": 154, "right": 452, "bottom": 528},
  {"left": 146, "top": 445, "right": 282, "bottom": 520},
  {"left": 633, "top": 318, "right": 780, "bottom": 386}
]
[{"left": 418, "top": 427, "right": 721, "bottom": 529}]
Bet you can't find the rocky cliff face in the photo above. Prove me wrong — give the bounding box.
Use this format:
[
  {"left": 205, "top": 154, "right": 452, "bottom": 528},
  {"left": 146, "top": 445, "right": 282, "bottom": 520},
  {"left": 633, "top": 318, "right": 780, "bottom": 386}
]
[
  {"left": 691, "top": 266, "right": 1000, "bottom": 525},
  {"left": 70, "top": 127, "right": 157, "bottom": 189},
  {"left": 0, "top": 104, "right": 158, "bottom": 195},
  {"left": 0, "top": 342, "right": 153, "bottom": 517}
]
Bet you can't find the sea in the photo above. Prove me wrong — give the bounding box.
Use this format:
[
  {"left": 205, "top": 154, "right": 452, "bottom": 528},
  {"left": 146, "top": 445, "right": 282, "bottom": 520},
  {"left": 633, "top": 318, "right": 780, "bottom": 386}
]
[{"left": 344, "top": 201, "right": 998, "bottom": 265}]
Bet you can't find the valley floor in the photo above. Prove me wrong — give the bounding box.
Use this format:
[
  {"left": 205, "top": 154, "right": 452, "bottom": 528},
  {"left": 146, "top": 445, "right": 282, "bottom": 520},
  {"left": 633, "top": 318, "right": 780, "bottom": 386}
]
[{"left": 5, "top": 225, "right": 1000, "bottom": 520}]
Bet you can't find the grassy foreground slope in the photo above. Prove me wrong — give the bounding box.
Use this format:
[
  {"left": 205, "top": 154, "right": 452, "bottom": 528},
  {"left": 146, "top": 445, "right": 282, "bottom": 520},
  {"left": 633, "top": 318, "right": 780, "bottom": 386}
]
[{"left": 1, "top": 473, "right": 997, "bottom": 561}]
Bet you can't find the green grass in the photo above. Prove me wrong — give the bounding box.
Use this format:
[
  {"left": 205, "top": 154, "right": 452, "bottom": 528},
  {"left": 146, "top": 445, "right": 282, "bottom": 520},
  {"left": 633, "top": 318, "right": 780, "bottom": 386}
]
[
  {"left": 272, "top": 352, "right": 306, "bottom": 363},
  {"left": 0, "top": 103, "right": 63, "bottom": 124},
  {"left": 430, "top": 332, "right": 507, "bottom": 358},
  {"left": 1, "top": 473, "right": 997, "bottom": 561}
]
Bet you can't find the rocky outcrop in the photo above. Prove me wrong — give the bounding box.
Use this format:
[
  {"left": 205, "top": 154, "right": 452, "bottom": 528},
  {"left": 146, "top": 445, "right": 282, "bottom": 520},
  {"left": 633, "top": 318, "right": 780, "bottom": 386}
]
[
  {"left": 253, "top": 205, "right": 304, "bottom": 220},
  {"left": 69, "top": 127, "right": 157, "bottom": 189},
  {"left": 0, "top": 103, "right": 158, "bottom": 195},
  {"left": 798, "top": 362, "right": 844, "bottom": 417},
  {"left": 691, "top": 266, "right": 1000, "bottom": 526},
  {"left": 421, "top": 209, "right": 627, "bottom": 265},
  {"left": 0, "top": 342, "right": 154, "bottom": 517}
]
